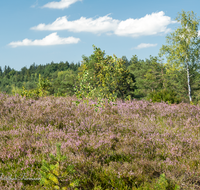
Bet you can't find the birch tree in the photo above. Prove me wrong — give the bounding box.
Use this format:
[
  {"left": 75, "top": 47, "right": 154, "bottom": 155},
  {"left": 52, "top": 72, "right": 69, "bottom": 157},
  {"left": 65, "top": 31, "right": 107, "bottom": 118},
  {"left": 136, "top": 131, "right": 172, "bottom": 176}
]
[{"left": 159, "top": 10, "right": 200, "bottom": 103}]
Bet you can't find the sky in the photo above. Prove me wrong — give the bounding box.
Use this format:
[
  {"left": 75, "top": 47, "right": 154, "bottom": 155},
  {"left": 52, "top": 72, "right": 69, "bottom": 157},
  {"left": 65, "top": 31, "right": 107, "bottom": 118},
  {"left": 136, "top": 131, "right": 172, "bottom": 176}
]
[{"left": 0, "top": 0, "right": 200, "bottom": 71}]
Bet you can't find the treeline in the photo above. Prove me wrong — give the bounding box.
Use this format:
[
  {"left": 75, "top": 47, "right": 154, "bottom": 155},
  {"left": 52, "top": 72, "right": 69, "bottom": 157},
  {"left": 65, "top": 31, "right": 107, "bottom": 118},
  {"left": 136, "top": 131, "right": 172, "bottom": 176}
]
[
  {"left": 1, "top": 48, "right": 200, "bottom": 104},
  {"left": 0, "top": 61, "right": 81, "bottom": 97}
]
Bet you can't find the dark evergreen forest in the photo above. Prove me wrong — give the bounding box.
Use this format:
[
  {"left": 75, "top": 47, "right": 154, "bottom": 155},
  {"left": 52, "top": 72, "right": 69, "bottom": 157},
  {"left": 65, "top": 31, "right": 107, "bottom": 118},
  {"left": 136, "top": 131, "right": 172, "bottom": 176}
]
[{"left": 0, "top": 61, "right": 80, "bottom": 97}]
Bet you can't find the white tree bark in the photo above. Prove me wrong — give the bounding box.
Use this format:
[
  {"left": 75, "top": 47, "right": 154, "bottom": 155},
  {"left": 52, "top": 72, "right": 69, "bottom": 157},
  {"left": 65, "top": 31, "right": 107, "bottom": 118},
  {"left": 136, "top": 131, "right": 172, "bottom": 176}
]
[{"left": 186, "top": 57, "right": 192, "bottom": 102}]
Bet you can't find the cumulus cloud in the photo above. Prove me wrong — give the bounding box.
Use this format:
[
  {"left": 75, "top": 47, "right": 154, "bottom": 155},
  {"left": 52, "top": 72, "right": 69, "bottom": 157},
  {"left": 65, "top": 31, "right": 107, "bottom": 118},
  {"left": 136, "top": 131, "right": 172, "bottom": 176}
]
[
  {"left": 31, "top": 15, "right": 119, "bottom": 34},
  {"left": 135, "top": 43, "right": 157, "bottom": 49},
  {"left": 42, "top": 0, "right": 82, "bottom": 9},
  {"left": 9, "top": 32, "right": 80, "bottom": 48},
  {"left": 198, "top": 30, "right": 200, "bottom": 36},
  {"left": 31, "top": 11, "right": 176, "bottom": 37},
  {"left": 115, "top": 11, "right": 176, "bottom": 37}
]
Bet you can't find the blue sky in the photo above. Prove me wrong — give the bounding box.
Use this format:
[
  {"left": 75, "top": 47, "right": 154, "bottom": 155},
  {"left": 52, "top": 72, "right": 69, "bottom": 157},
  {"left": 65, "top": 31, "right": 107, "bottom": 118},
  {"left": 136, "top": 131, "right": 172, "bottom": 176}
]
[{"left": 1, "top": 0, "right": 200, "bottom": 71}]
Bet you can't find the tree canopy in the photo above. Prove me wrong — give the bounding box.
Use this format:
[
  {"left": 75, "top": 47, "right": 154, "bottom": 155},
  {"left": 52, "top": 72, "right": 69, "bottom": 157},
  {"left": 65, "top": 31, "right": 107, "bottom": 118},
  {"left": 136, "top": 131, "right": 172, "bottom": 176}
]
[{"left": 74, "top": 45, "right": 135, "bottom": 102}]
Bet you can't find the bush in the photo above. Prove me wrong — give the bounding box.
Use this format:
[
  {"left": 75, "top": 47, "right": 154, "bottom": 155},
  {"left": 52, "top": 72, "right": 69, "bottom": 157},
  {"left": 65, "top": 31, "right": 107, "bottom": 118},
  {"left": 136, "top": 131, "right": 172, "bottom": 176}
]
[
  {"left": 16, "top": 74, "right": 53, "bottom": 99},
  {"left": 146, "top": 89, "right": 181, "bottom": 104},
  {"left": 40, "top": 143, "right": 79, "bottom": 190}
]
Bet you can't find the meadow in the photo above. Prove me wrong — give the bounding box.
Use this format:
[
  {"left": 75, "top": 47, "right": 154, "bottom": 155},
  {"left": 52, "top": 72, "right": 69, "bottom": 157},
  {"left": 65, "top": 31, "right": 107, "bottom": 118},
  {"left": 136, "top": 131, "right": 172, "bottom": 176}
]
[{"left": 1, "top": 93, "right": 200, "bottom": 189}]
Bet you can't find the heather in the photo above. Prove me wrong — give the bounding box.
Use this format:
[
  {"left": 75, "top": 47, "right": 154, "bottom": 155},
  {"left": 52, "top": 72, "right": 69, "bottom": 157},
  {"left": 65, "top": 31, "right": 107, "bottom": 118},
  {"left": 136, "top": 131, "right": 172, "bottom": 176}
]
[{"left": 1, "top": 93, "right": 200, "bottom": 189}]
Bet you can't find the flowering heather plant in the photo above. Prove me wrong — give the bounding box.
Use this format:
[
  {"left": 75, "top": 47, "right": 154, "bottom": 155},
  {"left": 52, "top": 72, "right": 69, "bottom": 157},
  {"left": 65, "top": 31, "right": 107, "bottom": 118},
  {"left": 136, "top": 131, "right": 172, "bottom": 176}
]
[{"left": 1, "top": 92, "right": 200, "bottom": 189}]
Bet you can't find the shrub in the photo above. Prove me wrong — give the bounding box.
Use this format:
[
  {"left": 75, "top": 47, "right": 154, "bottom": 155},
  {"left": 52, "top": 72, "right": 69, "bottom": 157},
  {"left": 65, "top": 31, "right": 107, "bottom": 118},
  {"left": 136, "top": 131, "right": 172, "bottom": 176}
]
[
  {"left": 17, "top": 74, "right": 53, "bottom": 99},
  {"left": 73, "top": 70, "right": 118, "bottom": 112},
  {"left": 40, "top": 143, "right": 79, "bottom": 190},
  {"left": 146, "top": 89, "right": 181, "bottom": 104}
]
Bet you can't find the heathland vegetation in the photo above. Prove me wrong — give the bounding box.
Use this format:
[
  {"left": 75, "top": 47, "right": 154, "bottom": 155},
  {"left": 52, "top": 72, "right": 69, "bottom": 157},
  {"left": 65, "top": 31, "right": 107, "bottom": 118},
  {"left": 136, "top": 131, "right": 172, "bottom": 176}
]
[{"left": 1, "top": 10, "right": 200, "bottom": 189}]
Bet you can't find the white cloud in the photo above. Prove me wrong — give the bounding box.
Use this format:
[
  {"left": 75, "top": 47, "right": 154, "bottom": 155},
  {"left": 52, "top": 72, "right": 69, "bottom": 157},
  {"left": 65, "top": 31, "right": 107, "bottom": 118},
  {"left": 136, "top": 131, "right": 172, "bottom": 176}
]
[
  {"left": 115, "top": 11, "right": 176, "bottom": 37},
  {"left": 31, "top": 15, "right": 119, "bottom": 34},
  {"left": 9, "top": 32, "right": 80, "bottom": 48},
  {"left": 198, "top": 30, "right": 200, "bottom": 36},
  {"left": 135, "top": 43, "right": 157, "bottom": 49},
  {"left": 42, "top": 0, "right": 81, "bottom": 9},
  {"left": 31, "top": 11, "right": 176, "bottom": 37}
]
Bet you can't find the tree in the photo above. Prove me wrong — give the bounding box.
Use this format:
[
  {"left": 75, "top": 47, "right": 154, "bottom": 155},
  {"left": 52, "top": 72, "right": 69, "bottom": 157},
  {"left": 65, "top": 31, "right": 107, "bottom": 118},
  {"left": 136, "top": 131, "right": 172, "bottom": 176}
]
[
  {"left": 75, "top": 45, "right": 136, "bottom": 102},
  {"left": 128, "top": 55, "right": 165, "bottom": 99},
  {"left": 121, "top": 56, "right": 130, "bottom": 68},
  {"left": 159, "top": 10, "right": 200, "bottom": 103},
  {"left": 29, "top": 63, "right": 37, "bottom": 74},
  {"left": 0, "top": 66, "right": 2, "bottom": 76},
  {"left": 53, "top": 69, "right": 78, "bottom": 97},
  {"left": 143, "top": 56, "right": 165, "bottom": 92}
]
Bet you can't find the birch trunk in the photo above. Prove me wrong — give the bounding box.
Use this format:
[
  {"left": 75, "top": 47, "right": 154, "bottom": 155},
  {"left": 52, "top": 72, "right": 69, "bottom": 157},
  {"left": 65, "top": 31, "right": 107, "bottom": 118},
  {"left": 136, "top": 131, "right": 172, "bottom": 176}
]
[{"left": 186, "top": 57, "right": 192, "bottom": 102}]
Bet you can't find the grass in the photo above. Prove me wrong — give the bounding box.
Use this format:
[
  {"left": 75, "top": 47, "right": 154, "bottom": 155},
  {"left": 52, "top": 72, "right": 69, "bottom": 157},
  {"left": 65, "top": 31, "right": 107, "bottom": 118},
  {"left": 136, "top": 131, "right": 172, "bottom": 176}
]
[{"left": 0, "top": 93, "right": 200, "bottom": 189}]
